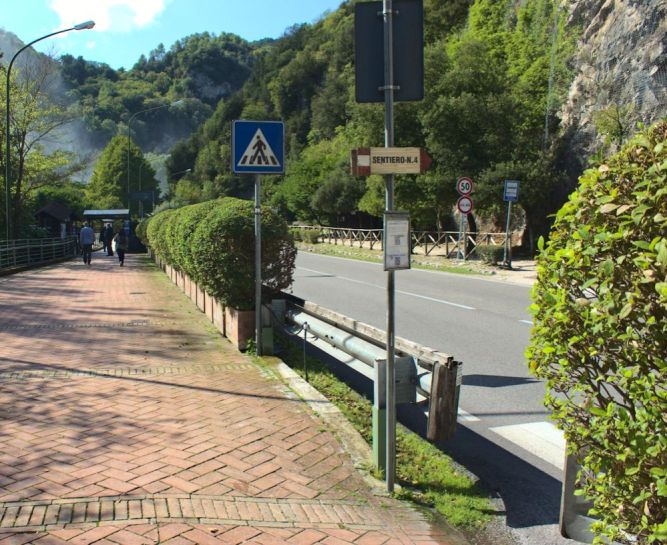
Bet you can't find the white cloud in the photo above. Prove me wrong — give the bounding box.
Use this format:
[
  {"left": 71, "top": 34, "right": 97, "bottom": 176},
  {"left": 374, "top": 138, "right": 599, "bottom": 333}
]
[{"left": 48, "top": 0, "right": 167, "bottom": 32}]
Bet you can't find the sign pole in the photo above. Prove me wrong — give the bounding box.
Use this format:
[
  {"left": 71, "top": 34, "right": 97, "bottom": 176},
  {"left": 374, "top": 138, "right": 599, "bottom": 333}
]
[
  {"left": 383, "top": 0, "right": 397, "bottom": 493},
  {"left": 503, "top": 200, "right": 512, "bottom": 269},
  {"left": 254, "top": 173, "right": 263, "bottom": 356}
]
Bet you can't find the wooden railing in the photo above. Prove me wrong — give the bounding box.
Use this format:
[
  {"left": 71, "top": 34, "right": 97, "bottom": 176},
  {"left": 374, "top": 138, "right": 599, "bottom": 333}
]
[{"left": 296, "top": 226, "right": 512, "bottom": 258}]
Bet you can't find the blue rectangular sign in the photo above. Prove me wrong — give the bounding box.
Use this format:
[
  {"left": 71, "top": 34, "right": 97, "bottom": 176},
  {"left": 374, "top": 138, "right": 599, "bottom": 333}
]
[
  {"left": 232, "top": 120, "right": 285, "bottom": 174},
  {"left": 504, "top": 180, "right": 520, "bottom": 202}
]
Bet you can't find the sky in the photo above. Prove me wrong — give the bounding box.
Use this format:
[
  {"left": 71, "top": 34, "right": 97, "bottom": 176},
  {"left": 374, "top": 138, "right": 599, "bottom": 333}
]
[{"left": 1, "top": 0, "right": 346, "bottom": 70}]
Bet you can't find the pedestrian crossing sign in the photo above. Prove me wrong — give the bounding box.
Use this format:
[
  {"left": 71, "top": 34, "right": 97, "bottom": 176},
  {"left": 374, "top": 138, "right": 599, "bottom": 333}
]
[{"left": 232, "top": 120, "right": 285, "bottom": 174}]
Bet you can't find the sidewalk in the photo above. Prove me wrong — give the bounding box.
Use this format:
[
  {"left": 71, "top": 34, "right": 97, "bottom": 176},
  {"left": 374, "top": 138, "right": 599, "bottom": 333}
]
[{"left": 0, "top": 252, "right": 454, "bottom": 544}]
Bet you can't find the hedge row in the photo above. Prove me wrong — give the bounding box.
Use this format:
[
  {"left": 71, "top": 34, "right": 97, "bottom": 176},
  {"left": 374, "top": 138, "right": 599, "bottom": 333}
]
[
  {"left": 527, "top": 121, "right": 667, "bottom": 544},
  {"left": 138, "top": 197, "right": 297, "bottom": 310}
]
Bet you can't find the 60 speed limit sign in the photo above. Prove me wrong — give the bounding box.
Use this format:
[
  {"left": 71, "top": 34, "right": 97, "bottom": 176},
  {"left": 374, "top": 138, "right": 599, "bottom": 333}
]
[
  {"left": 456, "top": 177, "right": 474, "bottom": 195},
  {"left": 457, "top": 196, "right": 474, "bottom": 215}
]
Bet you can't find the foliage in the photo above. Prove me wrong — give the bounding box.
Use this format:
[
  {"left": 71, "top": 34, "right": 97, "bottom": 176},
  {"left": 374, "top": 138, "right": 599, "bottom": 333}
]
[
  {"left": 0, "top": 59, "right": 83, "bottom": 238},
  {"left": 526, "top": 121, "right": 667, "bottom": 545},
  {"left": 476, "top": 244, "right": 504, "bottom": 264},
  {"left": 143, "top": 198, "right": 296, "bottom": 310},
  {"left": 86, "top": 135, "right": 159, "bottom": 216}
]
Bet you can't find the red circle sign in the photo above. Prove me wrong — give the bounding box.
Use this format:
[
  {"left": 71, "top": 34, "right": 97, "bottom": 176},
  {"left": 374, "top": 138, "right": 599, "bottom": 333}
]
[
  {"left": 456, "top": 177, "right": 474, "bottom": 195},
  {"left": 457, "top": 196, "right": 474, "bottom": 215}
]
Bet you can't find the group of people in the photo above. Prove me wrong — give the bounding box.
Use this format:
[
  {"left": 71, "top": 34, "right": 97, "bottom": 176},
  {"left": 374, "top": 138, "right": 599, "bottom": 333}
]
[{"left": 79, "top": 222, "right": 128, "bottom": 266}]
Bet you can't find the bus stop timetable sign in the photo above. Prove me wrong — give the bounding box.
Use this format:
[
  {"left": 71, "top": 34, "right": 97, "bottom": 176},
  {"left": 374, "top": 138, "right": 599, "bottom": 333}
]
[{"left": 232, "top": 120, "right": 284, "bottom": 174}]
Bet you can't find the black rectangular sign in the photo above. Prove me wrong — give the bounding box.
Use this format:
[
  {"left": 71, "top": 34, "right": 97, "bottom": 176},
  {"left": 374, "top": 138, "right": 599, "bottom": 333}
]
[{"left": 355, "top": 0, "right": 424, "bottom": 103}]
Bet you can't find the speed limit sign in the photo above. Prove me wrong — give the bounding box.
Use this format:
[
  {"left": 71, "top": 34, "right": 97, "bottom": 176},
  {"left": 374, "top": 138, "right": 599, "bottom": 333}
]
[{"left": 457, "top": 177, "right": 474, "bottom": 195}]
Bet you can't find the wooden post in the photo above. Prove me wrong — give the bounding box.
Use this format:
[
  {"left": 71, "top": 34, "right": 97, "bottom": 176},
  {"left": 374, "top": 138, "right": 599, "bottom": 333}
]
[{"left": 427, "top": 359, "right": 460, "bottom": 442}]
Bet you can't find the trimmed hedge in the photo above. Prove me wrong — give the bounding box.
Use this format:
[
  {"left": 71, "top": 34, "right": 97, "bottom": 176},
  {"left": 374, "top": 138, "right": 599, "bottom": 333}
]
[
  {"left": 144, "top": 197, "right": 296, "bottom": 310},
  {"left": 527, "top": 121, "right": 667, "bottom": 545}
]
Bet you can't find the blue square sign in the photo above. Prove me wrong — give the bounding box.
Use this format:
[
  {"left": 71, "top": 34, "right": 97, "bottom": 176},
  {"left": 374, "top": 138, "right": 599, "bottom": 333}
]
[
  {"left": 232, "top": 120, "right": 285, "bottom": 174},
  {"left": 504, "top": 180, "right": 520, "bottom": 202}
]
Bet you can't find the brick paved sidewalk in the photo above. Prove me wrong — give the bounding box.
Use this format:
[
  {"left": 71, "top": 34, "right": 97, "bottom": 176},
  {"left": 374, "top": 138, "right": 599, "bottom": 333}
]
[{"left": 0, "top": 253, "right": 453, "bottom": 544}]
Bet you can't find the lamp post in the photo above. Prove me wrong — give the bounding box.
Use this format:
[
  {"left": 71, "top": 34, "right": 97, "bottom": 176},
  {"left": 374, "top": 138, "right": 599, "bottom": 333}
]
[
  {"left": 4, "top": 20, "right": 95, "bottom": 240},
  {"left": 126, "top": 99, "right": 183, "bottom": 210}
]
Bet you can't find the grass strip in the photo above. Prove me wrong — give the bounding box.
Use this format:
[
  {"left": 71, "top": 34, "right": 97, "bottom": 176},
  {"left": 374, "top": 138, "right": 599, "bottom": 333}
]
[
  {"left": 272, "top": 332, "right": 492, "bottom": 530},
  {"left": 296, "top": 241, "right": 484, "bottom": 276}
]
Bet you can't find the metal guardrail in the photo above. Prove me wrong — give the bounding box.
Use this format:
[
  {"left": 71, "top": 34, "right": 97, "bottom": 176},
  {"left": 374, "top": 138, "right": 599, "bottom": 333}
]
[
  {"left": 297, "top": 225, "right": 513, "bottom": 257},
  {"left": 0, "top": 237, "right": 79, "bottom": 272},
  {"left": 273, "top": 299, "right": 462, "bottom": 442}
]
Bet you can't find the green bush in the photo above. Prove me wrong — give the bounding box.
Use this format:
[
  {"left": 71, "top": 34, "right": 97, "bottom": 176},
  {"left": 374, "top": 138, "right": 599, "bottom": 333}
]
[
  {"left": 526, "top": 121, "right": 667, "bottom": 545},
  {"left": 145, "top": 198, "right": 296, "bottom": 310},
  {"left": 172, "top": 200, "right": 219, "bottom": 280},
  {"left": 135, "top": 218, "right": 149, "bottom": 246},
  {"left": 476, "top": 244, "right": 504, "bottom": 264},
  {"left": 301, "top": 228, "right": 320, "bottom": 244},
  {"left": 289, "top": 227, "right": 302, "bottom": 242}
]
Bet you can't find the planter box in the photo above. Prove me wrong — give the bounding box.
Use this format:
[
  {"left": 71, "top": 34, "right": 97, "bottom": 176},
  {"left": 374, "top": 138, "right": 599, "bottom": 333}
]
[{"left": 224, "top": 307, "right": 255, "bottom": 351}]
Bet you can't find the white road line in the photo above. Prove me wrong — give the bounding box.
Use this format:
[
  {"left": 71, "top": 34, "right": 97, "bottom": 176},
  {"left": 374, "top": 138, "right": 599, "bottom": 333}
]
[
  {"left": 519, "top": 320, "right": 534, "bottom": 325},
  {"left": 490, "top": 421, "right": 565, "bottom": 469},
  {"left": 457, "top": 408, "right": 481, "bottom": 422},
  {"left": 297, "top": 266, "right": 475, "bottom": 310}
]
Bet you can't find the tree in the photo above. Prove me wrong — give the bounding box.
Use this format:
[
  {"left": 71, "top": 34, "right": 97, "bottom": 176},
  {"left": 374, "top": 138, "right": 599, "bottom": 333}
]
[
  {"left": 1, "top": 58, "right": 83, "bottom": 237},
  {"left": 87, "top": 135, "right": 158, "bottom": 215}
]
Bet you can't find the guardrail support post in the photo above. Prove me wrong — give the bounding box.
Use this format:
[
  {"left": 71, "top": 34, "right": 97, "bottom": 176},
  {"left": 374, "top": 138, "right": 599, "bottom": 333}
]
[
  {"left": 427, "top": 359, "right": 461, "bottom": 442},
  {"left": 373, "top": 359, "right": 387, "bottom": 472}
]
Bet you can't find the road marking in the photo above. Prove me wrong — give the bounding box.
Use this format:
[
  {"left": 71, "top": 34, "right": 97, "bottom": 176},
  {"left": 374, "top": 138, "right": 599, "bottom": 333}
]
[
  {"left": 457, "top": 408, "right": 480, "bottom": 422},
  {"left": 490, "top": 421, "right": 565, "bottom": 469},
  {"left": 297, "top": 266, "right": 475, "bottom": 310},
  {"left": 519, "top": 320, "right": 533, "bottom": 325}
]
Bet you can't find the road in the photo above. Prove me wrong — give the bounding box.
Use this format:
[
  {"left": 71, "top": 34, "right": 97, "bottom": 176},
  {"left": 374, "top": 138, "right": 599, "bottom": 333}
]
[{"left": 290, "top": 251, "right": 576, "bottom": 545}]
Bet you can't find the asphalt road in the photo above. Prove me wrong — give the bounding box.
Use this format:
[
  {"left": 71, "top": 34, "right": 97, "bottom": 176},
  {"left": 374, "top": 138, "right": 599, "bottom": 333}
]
[{"left": 290, "top": 251, "right": 579, "bottom": 545}]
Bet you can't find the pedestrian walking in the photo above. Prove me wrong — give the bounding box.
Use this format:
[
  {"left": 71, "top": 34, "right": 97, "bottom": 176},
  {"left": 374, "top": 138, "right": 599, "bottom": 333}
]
[
  {"left": 105, "top": 223, "right": 114, "bottom": 256},
  {"left": 113, "top": 229, "right": 128, "bottom": 266},
  {"left": 100, "top": 226, "right": 107, "bottom": 253},
  {"left": 79, "top": 222, "right": 95, "bottom": 266}
]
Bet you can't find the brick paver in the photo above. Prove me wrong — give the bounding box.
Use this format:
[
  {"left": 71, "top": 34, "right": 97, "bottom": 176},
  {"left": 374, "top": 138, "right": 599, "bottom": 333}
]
[{"left": 0, "top": 254, "right": 453, "bottom": 543}]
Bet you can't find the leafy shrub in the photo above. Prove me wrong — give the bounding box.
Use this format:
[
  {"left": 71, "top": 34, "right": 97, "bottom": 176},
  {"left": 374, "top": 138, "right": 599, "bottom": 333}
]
[
  {"left": 526, "top": 121, "right": 667, "bottom": 545},
  {"left": 135, "top": 218, "right": 149, "bottom": 246},
  {"left": 301, "top": 228, "right": 320, "bottom": 244},
  {"left": 183, "top": 197, "right": 296, "bottom": 309},
  {"left": 476, "top": 244, "right": 504, "bottom": 264},
  {"left": 172, "top": 200, "right": 219, "bottom": 280},
  {"left": 145, "top": 198, "right": 296, "bottom": 309},
  {"left": 289, "top": 227, "right": 302, "bottom": 241},
  {"left": 146, "top": 208, "right": 177, "bottom": 263}
]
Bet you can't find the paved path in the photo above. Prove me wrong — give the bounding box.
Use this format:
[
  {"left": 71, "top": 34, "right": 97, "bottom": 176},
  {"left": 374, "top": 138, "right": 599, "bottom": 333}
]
[{"left": 0, "top": 253, "right": 452, "bottom": 544}]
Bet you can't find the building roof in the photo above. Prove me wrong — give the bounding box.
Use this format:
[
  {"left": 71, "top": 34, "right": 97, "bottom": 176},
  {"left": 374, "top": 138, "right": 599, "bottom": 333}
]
[
  {"left": 34, "top": 202, "right": 75, "bottom": 222},
  {"left": 83, "top": 209, "right": 130, "bottom": 218}
]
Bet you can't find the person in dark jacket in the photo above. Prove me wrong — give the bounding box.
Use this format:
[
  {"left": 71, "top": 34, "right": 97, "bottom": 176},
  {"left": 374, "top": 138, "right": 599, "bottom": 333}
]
[
  {"left": 105, "top": 224, "right": 114, "bottom": 256},
  {"left": 112, "top": 229, "right": 128, "bottom": 266}
]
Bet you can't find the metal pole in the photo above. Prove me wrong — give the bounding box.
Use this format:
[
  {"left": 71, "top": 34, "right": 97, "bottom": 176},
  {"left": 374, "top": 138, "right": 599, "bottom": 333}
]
[
  {"left": 383, "top": 0, "right": 396, "bottom": 493},
  {"left": 254, "top": 173, "right": 262, "bottom": 356},
  {"left": 504, "top": 200, "right": 513, "bottom": 269}
]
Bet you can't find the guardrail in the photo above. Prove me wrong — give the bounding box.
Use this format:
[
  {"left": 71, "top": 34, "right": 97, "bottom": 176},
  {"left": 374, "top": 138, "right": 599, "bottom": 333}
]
[
  {"left": 296, "top": 225, "right": 514, "bottom": 257},
  {"left": 272, "top": 298, "right": 462, "bottom": 444},
  {"left": 0, "top": 237, "right": 79, "bottom": 272}
]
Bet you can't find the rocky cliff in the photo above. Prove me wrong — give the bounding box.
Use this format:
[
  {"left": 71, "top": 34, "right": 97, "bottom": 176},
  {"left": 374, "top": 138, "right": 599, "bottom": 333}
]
[{"left": 559, "top": 0, "right": 667, "bottom": 173}]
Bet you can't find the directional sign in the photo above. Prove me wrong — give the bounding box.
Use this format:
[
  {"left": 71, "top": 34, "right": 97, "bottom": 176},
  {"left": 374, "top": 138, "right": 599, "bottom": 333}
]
[
  {"left": 456, "top": 177, "right": 474, "bottom": 196},
  {"left": 351, "top": 147, "right": 432, "bottom": 176},
  {"left": 457, "top": 196, "right": 474, "bottom": 215},
  {"left": 232, "top": 120, "right": 284, "bottom": 174},
  {"left": 504, "top": 180, "right": 520, "bottom": 202}
]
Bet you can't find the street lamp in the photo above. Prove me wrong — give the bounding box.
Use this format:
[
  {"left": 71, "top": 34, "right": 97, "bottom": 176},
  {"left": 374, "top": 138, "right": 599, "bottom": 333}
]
[
  {"left": 4, "top": 20, "right": 95, "bottom": 239},
  {"left": 126, "top": 99, "right": 183, "bottom": 208}
]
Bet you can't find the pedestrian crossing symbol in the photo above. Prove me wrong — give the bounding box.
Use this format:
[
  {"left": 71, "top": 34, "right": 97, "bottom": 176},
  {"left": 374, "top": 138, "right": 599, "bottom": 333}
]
[{"left": 232, "top": 120, "right": 284, "bottom": 174}]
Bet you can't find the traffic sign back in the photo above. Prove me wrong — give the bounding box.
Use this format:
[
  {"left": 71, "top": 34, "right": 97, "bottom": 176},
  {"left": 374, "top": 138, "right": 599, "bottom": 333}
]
[{"left": 232, "top": 120, "right": 284, "bottom": 174}]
